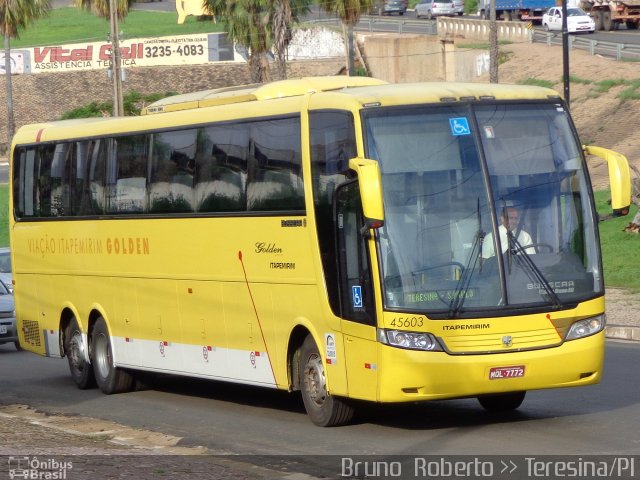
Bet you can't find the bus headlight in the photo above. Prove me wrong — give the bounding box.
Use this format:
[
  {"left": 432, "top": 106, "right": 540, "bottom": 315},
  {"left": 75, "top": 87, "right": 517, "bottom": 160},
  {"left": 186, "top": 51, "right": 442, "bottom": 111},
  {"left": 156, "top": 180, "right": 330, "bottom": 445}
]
[
  {"left": 565, "top": 314, "right": 606, "bottom": 341},
  {"left": 378, "top": 329, "right": 443, "bottom": 351}
]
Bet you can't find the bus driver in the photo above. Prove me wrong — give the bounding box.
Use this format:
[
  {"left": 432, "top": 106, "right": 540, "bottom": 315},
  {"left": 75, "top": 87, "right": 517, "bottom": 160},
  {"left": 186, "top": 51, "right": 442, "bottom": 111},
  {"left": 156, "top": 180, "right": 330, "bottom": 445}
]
[{"left": 482, "top": 206, "right": 536, "bottom": 258}]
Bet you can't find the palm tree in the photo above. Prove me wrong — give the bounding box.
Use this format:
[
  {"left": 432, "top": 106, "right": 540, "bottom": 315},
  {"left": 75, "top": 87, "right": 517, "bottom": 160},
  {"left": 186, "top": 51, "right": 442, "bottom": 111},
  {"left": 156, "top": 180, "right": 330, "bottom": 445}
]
[
  {"left": 76, "top": 0, "right": 130, "bottom": 18},
  {"left": 1, "top": 0, "right": 51, "bottom": 144},
  {"left": 203, "top": 0, "right": 273, "bottom": 83},
  {"left": 272, "top": 0, "right": 292, "bottom": 80},
  {"left": 319, "top": 0, "right": 371, "bottom": 75},
  {"left": 76, "top": 0, "right": 134, "bottom": 115},
  {"left": 203, "top": 0, "right": 310, "bottom": 83},
  {"left": 272, "top": 0, "right": 311, "bottom": 80}
]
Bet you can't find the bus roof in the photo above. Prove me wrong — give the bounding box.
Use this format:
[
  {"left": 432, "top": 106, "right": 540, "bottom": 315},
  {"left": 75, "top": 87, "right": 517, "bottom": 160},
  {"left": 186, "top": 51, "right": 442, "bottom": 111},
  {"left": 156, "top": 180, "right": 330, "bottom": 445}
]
[
  {"left": 140, "top": 76, "right": 388, "bottom": 114},
  {"left": 12, "top": 77, "right": 562, "bottom": 146}
]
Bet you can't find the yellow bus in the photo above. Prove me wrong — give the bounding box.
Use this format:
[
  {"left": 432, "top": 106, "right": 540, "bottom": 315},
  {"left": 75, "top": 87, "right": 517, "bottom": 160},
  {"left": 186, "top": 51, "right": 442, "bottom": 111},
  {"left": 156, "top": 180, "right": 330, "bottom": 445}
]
[{"left": 9, "top": 77, "right": 631, "bottom": 426}]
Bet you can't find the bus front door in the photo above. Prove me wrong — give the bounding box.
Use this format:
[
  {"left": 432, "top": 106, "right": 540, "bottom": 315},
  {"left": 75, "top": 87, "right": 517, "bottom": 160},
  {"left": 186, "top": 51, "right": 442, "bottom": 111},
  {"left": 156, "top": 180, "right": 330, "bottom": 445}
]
[{"left": 335, "top": 181, "right": 379, "bottom": 401}]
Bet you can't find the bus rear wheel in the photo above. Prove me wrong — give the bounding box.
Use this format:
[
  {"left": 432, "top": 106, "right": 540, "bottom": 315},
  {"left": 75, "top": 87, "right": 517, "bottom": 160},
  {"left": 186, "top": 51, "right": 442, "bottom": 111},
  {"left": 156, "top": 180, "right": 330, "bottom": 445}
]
[
  {"left": 65, "top": 317, "right": 95, "bottom": 389},
  {"left": 92, "top": 317, "right": 134, "bottom": 394},
  {"left": 478, "top": 391, "right": 526, "bottom": 412},
  {"left": 299, "top": 335, "right": 354, "bottom": 427}
]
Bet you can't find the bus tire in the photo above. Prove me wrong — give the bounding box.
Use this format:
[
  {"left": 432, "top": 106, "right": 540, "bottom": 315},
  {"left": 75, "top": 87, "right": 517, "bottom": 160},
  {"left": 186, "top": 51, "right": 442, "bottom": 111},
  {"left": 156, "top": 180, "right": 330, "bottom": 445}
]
[
  {"left": 92, "top": 317, "right": 134, "bottom": 394},
  {"left": 299, "top": 335, "right": 354, "bottom": 427},
  {"left": 65, "top": 317, "right": 95, "bottom": 389},
  {"left": 478, "top": 391, "right": 526, "bottom": 412}
]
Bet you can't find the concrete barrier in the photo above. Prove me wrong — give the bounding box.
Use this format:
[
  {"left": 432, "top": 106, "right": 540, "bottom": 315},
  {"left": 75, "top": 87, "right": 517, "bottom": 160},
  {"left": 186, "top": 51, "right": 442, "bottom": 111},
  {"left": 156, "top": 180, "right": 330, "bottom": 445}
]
[{"left": 437, "top": 17, "right": 533, "bottom": 43}]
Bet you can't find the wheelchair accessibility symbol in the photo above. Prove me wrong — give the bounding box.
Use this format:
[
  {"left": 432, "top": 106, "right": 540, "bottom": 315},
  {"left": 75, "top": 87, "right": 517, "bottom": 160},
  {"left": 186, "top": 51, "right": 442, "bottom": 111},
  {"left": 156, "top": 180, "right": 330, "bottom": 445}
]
[{"left": 449, "top": 117, "right": 471, "bottom": 136}]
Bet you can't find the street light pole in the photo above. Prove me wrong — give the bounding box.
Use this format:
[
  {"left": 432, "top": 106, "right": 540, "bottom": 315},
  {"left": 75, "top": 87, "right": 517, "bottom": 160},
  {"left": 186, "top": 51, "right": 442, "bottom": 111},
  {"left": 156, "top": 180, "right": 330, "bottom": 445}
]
[
  {"left": 562, "top": 0, "right": 570, "bottom": 109},
  {"left": 489, "top": 0, "right": 498, "bottom": 83},
  {"left": 109, "top": 0, "right": 124, "bottom": 116}
]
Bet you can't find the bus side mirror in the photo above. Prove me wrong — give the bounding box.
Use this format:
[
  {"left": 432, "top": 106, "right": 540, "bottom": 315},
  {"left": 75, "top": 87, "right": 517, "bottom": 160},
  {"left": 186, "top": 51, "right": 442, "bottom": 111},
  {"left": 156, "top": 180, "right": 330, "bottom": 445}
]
[
  {"left": 348, "top": 157, "right": 385, "bottom": 230},
  {"left": 583, "top": 145, "right": 632, "bottom": 216}
]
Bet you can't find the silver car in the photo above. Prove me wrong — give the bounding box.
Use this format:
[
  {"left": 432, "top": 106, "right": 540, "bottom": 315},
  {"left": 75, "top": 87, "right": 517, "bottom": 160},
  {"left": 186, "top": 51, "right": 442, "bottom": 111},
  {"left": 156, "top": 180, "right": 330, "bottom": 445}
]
[
  {"left": 0, "top": 247, "right": 12, "bottom": 293},
  {"left": 0, "top": 280, "right": 18, "bottom": 351},
  {"left": 416, "top": 0, "right": 455, "bottom": 19}
]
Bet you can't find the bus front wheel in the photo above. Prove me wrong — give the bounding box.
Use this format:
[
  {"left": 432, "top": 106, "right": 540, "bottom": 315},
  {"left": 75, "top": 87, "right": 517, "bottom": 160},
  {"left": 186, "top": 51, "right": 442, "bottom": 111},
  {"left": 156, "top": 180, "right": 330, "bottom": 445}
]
[
  {"left": 299, "top": 335, "right": 354, "bottom": 427},
  {"left": 65, "top": 317, "right": 95, "bottom": 389},
  {"left": 92, "top": 317, "right": 134, "bottom": 394},
  {"left": 478, "top": 391, "right": 526, "bottom": 412}
]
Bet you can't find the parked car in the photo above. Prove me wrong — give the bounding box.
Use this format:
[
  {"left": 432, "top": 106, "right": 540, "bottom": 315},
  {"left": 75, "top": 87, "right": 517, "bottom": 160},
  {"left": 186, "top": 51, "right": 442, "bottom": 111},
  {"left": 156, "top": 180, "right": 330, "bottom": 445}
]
[
  {"left": 542, "top": 7, "right": 595, "bottom": 33},
  {"left": 370, "top": 0, "right": 407, "bottom": 15},
  {"left": 0, "top": 280, "right": 18, "bottom": 351},
  {"left": 0, "top": 247, "right": 12, "bottom": 293},
  {"left": 416, "top": 0, "right": 455, "bottom": 19},
  {"left": 453, "top": 0, "right": 465, "bottom": 15}
]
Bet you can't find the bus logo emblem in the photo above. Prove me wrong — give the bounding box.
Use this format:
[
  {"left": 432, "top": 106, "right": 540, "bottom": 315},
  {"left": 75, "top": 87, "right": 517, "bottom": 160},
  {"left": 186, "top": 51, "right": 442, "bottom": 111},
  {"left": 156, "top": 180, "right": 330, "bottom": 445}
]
[
  {"left": 502, "top": 336, "right": 513, "bottom": 348},
  {"left": 352, "top": 286, "right": 363, "bottom": 309}
]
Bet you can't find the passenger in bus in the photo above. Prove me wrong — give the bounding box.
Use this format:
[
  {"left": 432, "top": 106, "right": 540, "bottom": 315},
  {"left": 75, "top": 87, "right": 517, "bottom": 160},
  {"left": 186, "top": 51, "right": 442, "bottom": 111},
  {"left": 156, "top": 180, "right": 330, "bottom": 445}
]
[{"left": 482, "top": 206, "right": 536, "bottom": 258}]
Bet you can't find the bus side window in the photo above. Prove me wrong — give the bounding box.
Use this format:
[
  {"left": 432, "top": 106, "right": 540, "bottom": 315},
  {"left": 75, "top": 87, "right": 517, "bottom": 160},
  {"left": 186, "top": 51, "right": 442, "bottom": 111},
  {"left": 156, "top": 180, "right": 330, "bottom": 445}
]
[
  {"left": 51, "top": 143, "right": 72, "bottom": 216},
  {"left": 195, "top": 124, "right": 248, "bottom": 212},
  {"left": 73, "top": 140, "right": 105, "bottom": 216},
  {"left": 88, "top": 139, "right": 107, "bottom": 214},
  {"left": 14, "top": 148, "right": 37, "bottom": 218},
  {"left": 149, "top": 129, "right": 197, "bottom": 213},
  {"left": 33, "top": 144, "right": 59, "bottom": 217},
  {"left": 246, "top": 117, "right": 304, "bottom": 212},
  {"left": 108, "top": 135, "right": 149, "bottom": 214}
]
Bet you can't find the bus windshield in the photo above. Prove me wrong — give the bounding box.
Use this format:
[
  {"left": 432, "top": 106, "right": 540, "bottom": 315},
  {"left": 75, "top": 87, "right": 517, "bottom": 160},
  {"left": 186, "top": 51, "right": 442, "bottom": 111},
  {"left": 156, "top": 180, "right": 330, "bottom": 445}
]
[{"left": 364, "top": 102, "right": 601, "bottom": 316}]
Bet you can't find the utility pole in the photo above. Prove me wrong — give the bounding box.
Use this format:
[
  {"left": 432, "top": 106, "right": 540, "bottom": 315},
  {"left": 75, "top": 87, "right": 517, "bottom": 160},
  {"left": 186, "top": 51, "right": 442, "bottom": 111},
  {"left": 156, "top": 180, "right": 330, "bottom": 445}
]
[
  {"left": 109, "top": 0, "right": 124, "bottom": 116},
  {"left": 489, "top": 0, "right": 498, "bottom": 83},
  {"left": 561, "top": 0, "right": 570, "bottom": 109}
]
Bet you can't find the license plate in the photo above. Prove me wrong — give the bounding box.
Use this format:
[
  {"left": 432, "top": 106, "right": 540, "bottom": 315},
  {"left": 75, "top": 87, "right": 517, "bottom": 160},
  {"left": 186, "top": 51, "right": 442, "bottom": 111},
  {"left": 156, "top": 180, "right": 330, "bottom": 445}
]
[
  {"left": 489, "top": 365, "right": 525, "bottom": 379},
  {"left": 0, "top": 325, "right": 7, "bottom": 335}
]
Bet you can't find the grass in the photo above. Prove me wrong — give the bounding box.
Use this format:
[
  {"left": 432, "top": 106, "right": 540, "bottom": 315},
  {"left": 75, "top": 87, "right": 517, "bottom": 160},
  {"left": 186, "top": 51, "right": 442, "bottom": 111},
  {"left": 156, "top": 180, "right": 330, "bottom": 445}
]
[
  {"left": 595, "top": 190, "right": 640, "bottom": 291},
  {"left": 11, "top": 7, "right": 222, "bottom": 48},
  {"left": 568, "top": 74, "right": 592, "bottom": 85},
  {"left": 457, "top": 41, "right": 514, "bottom": 50},
  {"left": 517, "top": 77, "right": 555, "bottom": 89},
  {"left": 516, "top": 74, "right": 640, "bottom": 102}
]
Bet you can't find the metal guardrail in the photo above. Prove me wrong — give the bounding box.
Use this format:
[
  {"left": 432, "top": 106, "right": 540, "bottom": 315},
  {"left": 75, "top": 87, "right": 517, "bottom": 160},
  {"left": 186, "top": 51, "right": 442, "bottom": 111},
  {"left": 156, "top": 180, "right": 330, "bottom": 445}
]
[
  {"left": 532, "top": 30, "right": 640, "bottom": 61},
  {"left": 311, "top": 16, "right": 438, "bottom": 35}
]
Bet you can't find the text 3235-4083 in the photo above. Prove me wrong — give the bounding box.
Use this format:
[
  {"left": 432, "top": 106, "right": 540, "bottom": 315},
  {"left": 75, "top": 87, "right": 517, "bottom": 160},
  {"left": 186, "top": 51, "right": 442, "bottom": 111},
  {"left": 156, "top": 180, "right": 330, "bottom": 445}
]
[{"left": 145, "top": 45, "right": 205, "bottom": 57}]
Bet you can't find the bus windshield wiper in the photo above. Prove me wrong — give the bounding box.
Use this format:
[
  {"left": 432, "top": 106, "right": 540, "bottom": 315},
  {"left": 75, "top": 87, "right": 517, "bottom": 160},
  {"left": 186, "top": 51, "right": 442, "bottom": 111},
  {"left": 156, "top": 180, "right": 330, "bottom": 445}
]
[
  {"left": 447, "top": 228, "right": 484, "bottom": 318},
  {"left": 508, "top": 233, "right": 562, "bottom": 308}
]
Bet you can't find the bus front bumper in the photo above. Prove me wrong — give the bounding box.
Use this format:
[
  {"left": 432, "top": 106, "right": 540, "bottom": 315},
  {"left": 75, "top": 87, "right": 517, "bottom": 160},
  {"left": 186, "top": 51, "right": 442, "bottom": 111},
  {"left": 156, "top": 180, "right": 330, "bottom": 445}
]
[{"left": 376, "top": 331, "right": 604, "bottom": 402}]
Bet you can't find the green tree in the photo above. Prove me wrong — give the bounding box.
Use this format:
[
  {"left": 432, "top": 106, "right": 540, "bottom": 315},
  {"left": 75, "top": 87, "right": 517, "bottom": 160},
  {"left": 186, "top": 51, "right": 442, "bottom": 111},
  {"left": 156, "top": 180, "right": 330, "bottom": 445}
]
[
  {"left": 76, "top": 0, "right": 131, "bottom": 19},
  {"left": 272, "top": 0, "right": 292, "bottom": 79},
  {"left": 203, "top": 0, "right": 273, "bottom": 83},
  {"left": 1, "top": 0, "right": 51, "bottom": 144},
  {"left": 203, "top": 0, "right": 310, "bottom": 83},
  {"left": 319, "top": 0, "right": 371, "bottom": 75}
]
